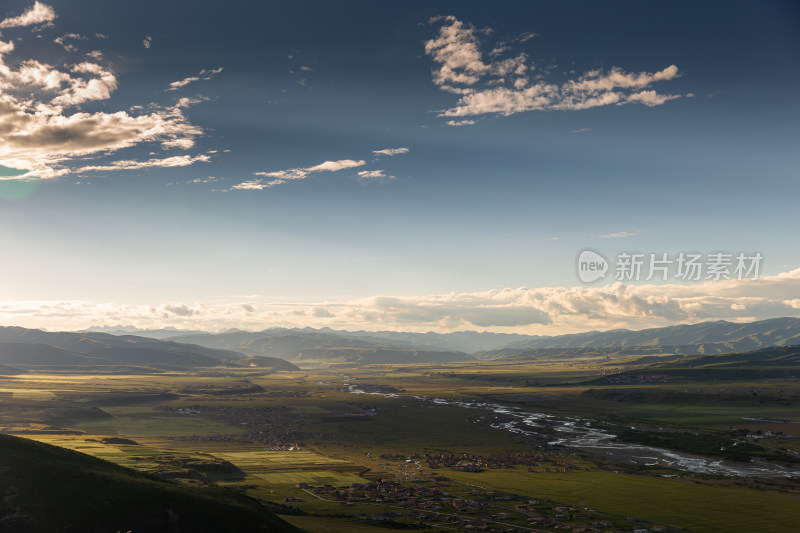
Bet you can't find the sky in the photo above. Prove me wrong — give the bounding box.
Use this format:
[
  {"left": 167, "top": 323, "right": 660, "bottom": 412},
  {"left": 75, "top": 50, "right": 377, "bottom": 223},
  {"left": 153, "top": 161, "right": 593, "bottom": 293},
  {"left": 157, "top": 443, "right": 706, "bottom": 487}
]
[{"left": 0, "top": 0, "right": 799, "bottom": 333}]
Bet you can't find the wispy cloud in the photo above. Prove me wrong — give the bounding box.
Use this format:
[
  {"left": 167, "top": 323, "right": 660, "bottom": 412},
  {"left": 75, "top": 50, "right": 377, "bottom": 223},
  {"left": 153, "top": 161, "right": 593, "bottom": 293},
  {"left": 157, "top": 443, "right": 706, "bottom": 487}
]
[
  {"left": 233, "top": 159, "right": 366, "bottom": 190},
  {"left": 372, "top": 147, "right": 409, "bottom": 156},
  {"left": 53, "top": 32, "right": 87, "bottom": 52},
  {"left": 73, "top": 154, "right": 211, "bottom": 173},
  {"left": 190, "top": 176, "right": 219, "bottom": 184},
  {"left": 358, "top": 170, "right": 393, "bottom": 179},
  {"left": 235, "top": 147, "right": 411, "bottom": 190},
  {"left": 142, "top": 35, "right": 152, "bottom": 49},
  {"left": 446, "top": 119, "right": 475, "bottom": 126},
  {"left": 0, "top": 1, "right": 56, "bottom": 29},
  {"left": 571, "top": 127, "right": 590, "bottom": 134},
  {"left": 167, "top": 67, "right": 223, "bottom": 91},
  {"left": 425, "top": 16, "right": 683, "bottom": 122},
  {"left": 599, "top": 231, "right": 641, "bottom": 239}
]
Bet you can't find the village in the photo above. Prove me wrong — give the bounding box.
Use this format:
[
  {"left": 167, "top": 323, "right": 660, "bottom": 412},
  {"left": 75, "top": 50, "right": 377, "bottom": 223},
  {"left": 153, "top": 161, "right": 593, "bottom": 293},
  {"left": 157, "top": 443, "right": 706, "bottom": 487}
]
[
  {"left": 289, "top": 477, "right": 674, "bottom": 532},
  {"left": 378, "top": 451, "right": 581, "bottom": 473},
  {"left": 154, "top": 405, "right": 682, "bottom": 532}
]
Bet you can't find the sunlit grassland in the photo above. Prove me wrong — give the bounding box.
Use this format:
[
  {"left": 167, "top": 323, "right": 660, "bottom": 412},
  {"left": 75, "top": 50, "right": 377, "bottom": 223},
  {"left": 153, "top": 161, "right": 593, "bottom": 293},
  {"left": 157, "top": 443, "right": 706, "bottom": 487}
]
[
  {"left": 75, "top": 405, "right": 247, "bottom": 437},
  {"left": 444, "top": 466, "right": 800, "bottom": 533},
  {"left": 3, "top": 362, "right": 800, "bottom": 533}
]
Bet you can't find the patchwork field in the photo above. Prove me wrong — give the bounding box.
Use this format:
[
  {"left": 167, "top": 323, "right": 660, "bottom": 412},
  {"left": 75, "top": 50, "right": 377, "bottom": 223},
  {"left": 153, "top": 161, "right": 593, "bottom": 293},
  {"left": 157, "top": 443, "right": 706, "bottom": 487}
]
[{"left": 2, "top": 358, "right": 799, "bottom": 532}]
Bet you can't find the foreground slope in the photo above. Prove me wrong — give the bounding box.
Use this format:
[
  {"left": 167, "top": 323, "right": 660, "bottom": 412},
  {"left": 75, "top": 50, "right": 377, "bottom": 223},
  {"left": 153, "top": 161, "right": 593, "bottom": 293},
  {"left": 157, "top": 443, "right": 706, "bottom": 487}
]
[{"left": 0, "top": 434, "right": 297, "bottom": 533}]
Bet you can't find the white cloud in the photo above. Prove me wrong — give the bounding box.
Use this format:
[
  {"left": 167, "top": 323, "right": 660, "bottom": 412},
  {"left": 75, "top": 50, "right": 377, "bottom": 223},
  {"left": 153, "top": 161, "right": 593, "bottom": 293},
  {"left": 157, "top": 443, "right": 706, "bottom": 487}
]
[
  {"left": 167, "top": 67, "right": 223, "bottom": 91},
  {"left": 424, "top": 15, "right": 490, "bottom": 87},
  {"left": 231, "top": 179, "right": 277, "bottom": 191},
  {"left": 50, "top": 62, "right": 117, "bottom": 106},
  {"left": 175, "top": 96, "right": 207, "bottom": 108},
  {"left": 0, "top": 2, "right": 56, "bottom": 29},
  {"left": 160, "top": 303, "right": 204, "bottom": 317},
  {"left": 357, "top": 170, "right": 393, "bottom": 179},
  {"left": 234, "top": 158, "right": 366, "bottom": 190},
  {"left": 599, "top": 231, "right": 641, "bottom": 239},
  {"left": 189, "top": 176, "right": 218, "bottom": 184},
  {"left": 306, "top": 159, "right": 364, "bottom": 172},
  {"left": 0, "top": 27, "right": 208, "bottom": 179},
  {"left": 425, "top": 17, "right": 683, "bottom": 121},
  {"left": 372, "top": 147, "right": 410, "bottom": 156},
  {"left": 446, "top": 119, "right": 475, "bottom": 126},
  {"left": 73, "top": 154, "right": 211, "bottom": 173},
  {"left": 143, "top": 35, "right": 152, "bottom": 49},
  {"left": 784, "top": 299, "right": 800, "bottom": 309},
  {"left": 623, "top": 89, "right": 681, "bottom": 107},
  {"left": 572, "top": 127, "right": 590, "bottom": 134},
  {"left": 53, "top": 33, "right": 87, "bottom": 52},
  {"left": 2, "top": 268, "right": 799, "bottom": 333}
]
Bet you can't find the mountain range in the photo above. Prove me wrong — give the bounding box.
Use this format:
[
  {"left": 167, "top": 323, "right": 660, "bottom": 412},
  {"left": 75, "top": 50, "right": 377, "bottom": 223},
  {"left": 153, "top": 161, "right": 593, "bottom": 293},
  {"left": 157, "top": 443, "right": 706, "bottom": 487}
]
[
  {"left": 161, "top": 317, "right": 800, "bottom": 362},
  {"left": 12, "top": 316, "right": 800, "bottom": 368},
  {"left": 478, "top": 317, "right": 800, "bottom": 359},
  {"left": 0, "top": 327, "right": 298, "bottom": 373},
  {"left": 167, "top": 329, "right": 475, "bottom": 365}
]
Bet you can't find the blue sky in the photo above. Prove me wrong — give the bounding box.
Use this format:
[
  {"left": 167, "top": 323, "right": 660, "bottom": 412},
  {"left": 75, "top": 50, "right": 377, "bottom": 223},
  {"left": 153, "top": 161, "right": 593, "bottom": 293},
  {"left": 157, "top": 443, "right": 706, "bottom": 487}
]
[{"left": 0, "top": 1, "right": 799, "bottom": 332}]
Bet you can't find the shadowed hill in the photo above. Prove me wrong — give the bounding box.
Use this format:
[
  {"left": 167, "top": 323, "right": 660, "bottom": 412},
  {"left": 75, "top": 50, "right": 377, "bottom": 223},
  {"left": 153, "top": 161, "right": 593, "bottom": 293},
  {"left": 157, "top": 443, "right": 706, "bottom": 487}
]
[
  {"left": 0, "top": 434, "right": 298, "bottom": 533},
  {"left": 0, "top": 343, "right": 104, "bottom": 366},
  {"left": 292, "top": 346, "right": 474, "bottom": 365},
  {"left": 479, "top": 317, "right": 800, "bottom": 360},
  {"left": 0, "top": 363, "right": 25, "bottom": 375},
  {"left": 585, "top": 345, "right": 800, "bottom": 385},
  {"left": 0, "top": 327, "right": 299, "bottom": 372},
  {"left": 170, "top": 329, "right": 474, "bottom": 365}
]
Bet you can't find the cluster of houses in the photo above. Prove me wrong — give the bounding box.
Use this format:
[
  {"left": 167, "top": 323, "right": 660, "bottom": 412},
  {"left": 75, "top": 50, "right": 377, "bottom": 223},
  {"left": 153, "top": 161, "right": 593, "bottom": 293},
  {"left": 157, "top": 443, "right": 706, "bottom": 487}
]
[
  {"left": 290, "top": 479, "right": 657, "bottom": 531},
  {"left": 379, "top": 451, "right": 559, "bottom": 472}
]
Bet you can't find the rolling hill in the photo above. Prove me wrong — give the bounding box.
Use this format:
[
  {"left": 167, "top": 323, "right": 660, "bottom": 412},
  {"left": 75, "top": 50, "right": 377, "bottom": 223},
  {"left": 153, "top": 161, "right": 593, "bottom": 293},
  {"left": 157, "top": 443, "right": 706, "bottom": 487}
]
[
  {"left": 479, "top": 317, "right": 800, "bottom": 360},
  {"left": 586, "top": 345, "right": 800, "bottom": 385},
  {"left": 79, "top": 317, "right": 800, "bottom": 364},
  {"left": 291, "top": 346, "right": 475, "bottom": 365},
  {"left": 168, "top": 329, "right": 475, "bottom": 365},
  {"left": 0, "top": 434, "right": 297, "bottom": 533},
  {"left": 0, "top": 327, "right": 299, "bottom": 372}
]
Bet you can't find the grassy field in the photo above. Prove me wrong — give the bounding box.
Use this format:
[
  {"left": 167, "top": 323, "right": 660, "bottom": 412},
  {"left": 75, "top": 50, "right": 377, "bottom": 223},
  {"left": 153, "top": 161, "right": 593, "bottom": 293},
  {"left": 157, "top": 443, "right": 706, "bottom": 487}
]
[
  {"left": 75, "top": 405, "right": 246, "bottom": 437},
  {"left": 445, "top": 466, "right": 800, "bottom": 533},
  {"left": 2, "top": 359, "right": 799, "bottom": 532}
]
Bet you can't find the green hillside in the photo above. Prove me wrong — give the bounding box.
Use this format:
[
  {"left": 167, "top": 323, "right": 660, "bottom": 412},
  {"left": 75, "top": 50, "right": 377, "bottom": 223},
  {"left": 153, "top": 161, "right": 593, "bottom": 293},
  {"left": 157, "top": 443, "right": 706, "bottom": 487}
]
[
  {"left": 587, "top": 345, "right": 800, "bottom": 385},
  {"left": 0, "top": 434, "right": 297, "bottom": 533}
]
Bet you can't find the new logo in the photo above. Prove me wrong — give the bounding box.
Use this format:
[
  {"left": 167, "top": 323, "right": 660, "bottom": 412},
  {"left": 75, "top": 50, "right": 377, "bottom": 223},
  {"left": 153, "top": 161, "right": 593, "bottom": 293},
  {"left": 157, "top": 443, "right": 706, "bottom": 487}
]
[{"left": 577, "top": 249, "right": 608, "bottom": 283}]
